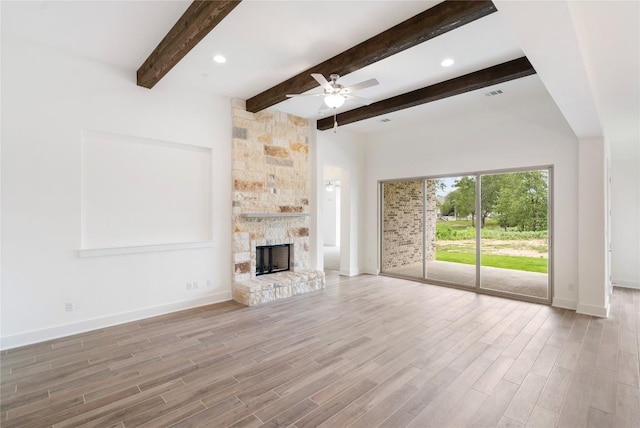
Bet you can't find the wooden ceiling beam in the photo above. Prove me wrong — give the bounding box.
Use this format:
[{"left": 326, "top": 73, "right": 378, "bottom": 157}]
[
  {"left": 245, "top": 0, "right": 497, "bottom": 113},
  {"left": 137, "top": 0, "right": 242, "bottom": 89},
  {"left": 317, "top": 57, "right": 536, "bottom": 131}
]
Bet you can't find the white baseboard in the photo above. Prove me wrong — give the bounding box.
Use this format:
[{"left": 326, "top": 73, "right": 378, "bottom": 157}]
[
  {"left": 613, "top": 279, "right": 640, "bottom": 289},
  {"left": 576, "top": 301, "right": 610, "bottom": 318},
  {"left": 339, "top": 268, "right": 360, "bottom": 277},
  {"left": 552, "top": 297, "right": 577, "bottom": 310},
  {"left": 0, "top": 291, "right": 232, "bottom": 350}
]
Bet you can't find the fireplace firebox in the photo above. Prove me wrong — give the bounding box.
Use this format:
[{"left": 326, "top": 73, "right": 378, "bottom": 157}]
[{"left": 256, "top": 244, "right": 291, "bottom": 276}]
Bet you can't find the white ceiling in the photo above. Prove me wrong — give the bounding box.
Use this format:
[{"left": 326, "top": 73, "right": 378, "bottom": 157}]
[
  {"left": 163, "top": 0, "right": 440, "bottom": 100},
  {"left": 273, "top": 12, "right": 524, "bottom": 120},
  {"left": 494, "top": 0, "right": 639, "bottom": 149},
  {"left": 1, "top": 1, "right": 191, "bottom": 71},
  {"left": 2, "top": 0, "right": 638, "bottom": 145},
  {"left": 342, "top": 74, "right": 547, "bottom": 134},
  {"left": 568, "top": 0, "right": 640, "bottom": 146}
]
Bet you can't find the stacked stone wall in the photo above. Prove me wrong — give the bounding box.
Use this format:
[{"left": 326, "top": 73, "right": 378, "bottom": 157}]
[{"left": 231, "top": 100, "right": 323, "bottom": 304}]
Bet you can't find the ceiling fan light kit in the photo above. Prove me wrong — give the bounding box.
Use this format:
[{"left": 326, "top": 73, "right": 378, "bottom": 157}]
[
  {"left": 325, "top": 180, "right": 340, "bottom": 192},
  {"left": 324, "top": 94, "right": 346, "bottom": 109},
  {"left": 286, "top": 73, "right": 379, "bottom": 132}
]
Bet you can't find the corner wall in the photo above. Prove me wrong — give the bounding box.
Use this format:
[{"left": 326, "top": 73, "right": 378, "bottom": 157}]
[
  {"left": 610, "top": 142, "right": 640, "bottom": 289},
  {"left": 577, "top": 137, "right": 610, "bottom": 316},
  {"left": 1, "top": 35, "right": 232, "bottom": 349}
]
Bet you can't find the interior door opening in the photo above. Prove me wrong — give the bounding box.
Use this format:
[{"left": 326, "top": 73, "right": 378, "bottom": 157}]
[
  {"left": 323, "top": 165, "right": 347, "bottom": 273},
  {"left": 323, "top": 179, "right": 341, "bottom": 271}
]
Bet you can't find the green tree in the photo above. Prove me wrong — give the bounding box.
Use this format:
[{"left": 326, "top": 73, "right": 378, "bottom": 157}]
[
  {"left": 453, "top": 176, "right": 476, "bottom": 226},
  {"left": 441, "top": 190, "right": 458, "bottom": 218},
  {"left": 479, "top": 174, "right": 504, "bottom": 228},
  {"left": 495, "top": 171, "right": 548, "bottom": 231}
]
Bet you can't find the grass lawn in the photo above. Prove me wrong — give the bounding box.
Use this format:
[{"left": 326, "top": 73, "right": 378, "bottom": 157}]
[
  {"left": 435, "top": 219, "right": 548, "bottom": 273},
  {"left": 436, "top": 219, "right": 548, "bottom": 240},
  {"left": 436, "top": 251, "right": 548, "bottom": 273}
]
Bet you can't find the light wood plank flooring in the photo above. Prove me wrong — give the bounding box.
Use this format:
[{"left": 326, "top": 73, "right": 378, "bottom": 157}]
[{"left": 1, "top": 273, "right": 639, "bottom": 427}]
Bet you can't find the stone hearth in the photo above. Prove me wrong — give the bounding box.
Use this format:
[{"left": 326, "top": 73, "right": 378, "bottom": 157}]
[
  {"left": 233, "top": 270, "right": 325, "bottom": 306},
  {"left": 231, "top": 100, "right": 324, "bottom": 306}
]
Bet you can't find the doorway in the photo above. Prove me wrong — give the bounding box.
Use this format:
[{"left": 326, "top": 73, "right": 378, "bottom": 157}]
[
  {"left": 323, "top": 179, "right": 341, "bottom": 271},
  {"left": 381, "top": 167, "right": 552, "bottom": 303},
  {"left": 323, "top": 166, "right": 345, "bottom": 272}
]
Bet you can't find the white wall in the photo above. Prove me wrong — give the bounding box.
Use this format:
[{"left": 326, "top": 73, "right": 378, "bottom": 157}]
[
  {"left": 315, "top": 129, "right": 366, "bottom": 276},
  {"left": 1, "top": 34, "right": 232, "bottom": 348},
  {"left": 577, "top": 137, "right": 610, "bottom": 316},
  {"left": 361, "top": 77, "right": 582, "bottom": 309},
  {"left": 611, "top": 141, "right": 640, "bottom": 289}
]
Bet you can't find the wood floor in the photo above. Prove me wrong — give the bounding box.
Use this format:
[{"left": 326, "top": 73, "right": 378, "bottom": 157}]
[{"left": 1, "top": 273, "right": 639, "bottom": 427}]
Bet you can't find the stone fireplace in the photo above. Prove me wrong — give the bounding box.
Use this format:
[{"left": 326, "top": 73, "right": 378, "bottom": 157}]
[{"left": 231, "top": 100, "right": 325, "bottom": 306}]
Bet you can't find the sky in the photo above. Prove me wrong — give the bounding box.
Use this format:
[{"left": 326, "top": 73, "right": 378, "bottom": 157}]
[{"left": 436, "top": 177, "right": 456, "bottom": 197}]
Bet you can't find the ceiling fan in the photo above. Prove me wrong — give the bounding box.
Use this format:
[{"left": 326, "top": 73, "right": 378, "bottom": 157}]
[{"left": 287, "top": 73, "right": 379, "bottom": 132}]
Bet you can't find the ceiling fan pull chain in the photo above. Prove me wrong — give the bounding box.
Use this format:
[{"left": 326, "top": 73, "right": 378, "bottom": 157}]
[{"left": 333, "top": 111, "right": 338, "bottom": 133}]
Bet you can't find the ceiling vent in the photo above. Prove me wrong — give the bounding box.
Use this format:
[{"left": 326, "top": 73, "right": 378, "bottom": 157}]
[
  {"left": 485, "top": 89, "right": 503, "bottom": 97},
  {"left": 379, "top": 118, "right": 391, "bottom": 123}
]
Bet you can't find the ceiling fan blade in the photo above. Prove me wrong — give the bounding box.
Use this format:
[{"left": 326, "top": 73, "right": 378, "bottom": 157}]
[
  {"left": 311, "top": 73, "right": 332, "bottom": 91},
  {"left": 344, "top": 94, "right": 374, "bottom": 106},
  {"left": 286, "top": 93, "right": 324, "bottom": 98},
  {"left": 343, "top": 78, "right": 379, "bottom": 93}
]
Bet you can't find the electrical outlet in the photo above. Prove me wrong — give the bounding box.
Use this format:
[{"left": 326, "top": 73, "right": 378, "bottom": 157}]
[
  {"left": 65, "top": 302, "right": 74, "bottom": 312},
  {"left": 206, "top": 280, "right": 212, "bottom": 288},
  {"left": 193, "top": 281, "right": 199, "bottom": 289},
  {"left": 186, "top": 282, "right": 192, "bottom": 290}
]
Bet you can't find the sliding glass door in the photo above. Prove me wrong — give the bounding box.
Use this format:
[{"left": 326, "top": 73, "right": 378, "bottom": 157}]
[
  {"left": 479, "top": 170, "right": 550, "bottom": 299},
  {"left": 381, "top": 167, "right": 552, "bottom": 303},
  {"left": 425, "top": 176, "right": 476, "bottom": 288}
]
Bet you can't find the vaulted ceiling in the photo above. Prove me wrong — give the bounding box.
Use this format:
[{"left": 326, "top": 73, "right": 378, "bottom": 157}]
[
  {"left": 243, "top": 0, "right": 500, "bottom": 114},
  {"left": 2, "top": 0, "right": 638, "bottom": 146},
  {"left": 133, "top": 0, "right": 538, "bottom": 131}
]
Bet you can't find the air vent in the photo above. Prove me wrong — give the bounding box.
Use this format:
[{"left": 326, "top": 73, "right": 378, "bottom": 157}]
[
  {"left": 380, "top": 118, "right": 391, "bottom": 123},
  {"left": 484, "top": 89, "right": 503, "bottom": 97}
]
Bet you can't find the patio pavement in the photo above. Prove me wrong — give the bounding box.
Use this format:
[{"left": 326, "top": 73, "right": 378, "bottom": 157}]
[{"left": 384, "top": 260, "right": 548, "bottom": 299}]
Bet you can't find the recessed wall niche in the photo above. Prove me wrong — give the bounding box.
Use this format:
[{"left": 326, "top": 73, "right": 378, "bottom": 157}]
[{"left": 80, "top": 131, "right": 212, "bottom": 250}]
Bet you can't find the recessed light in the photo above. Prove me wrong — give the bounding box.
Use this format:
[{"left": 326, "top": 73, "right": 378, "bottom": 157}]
[
  {"left": 213, "top": 54, "right": 226, "bottom": 64},
  {"left": 441, "top": 58, "right": 455, "bottom": 67}
]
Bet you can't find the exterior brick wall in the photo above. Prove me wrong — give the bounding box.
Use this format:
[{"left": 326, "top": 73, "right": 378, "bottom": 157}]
[
  {"left": 382, "top": 179, "right": 437, "bottom": 271},
  {"left": 426, "top": 179, "right": 437, "bottom": 261},
  {"left": 382, "top": 180, "right": 424, "bottom": 270}
]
